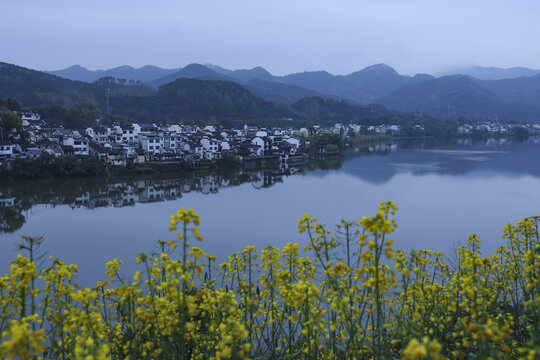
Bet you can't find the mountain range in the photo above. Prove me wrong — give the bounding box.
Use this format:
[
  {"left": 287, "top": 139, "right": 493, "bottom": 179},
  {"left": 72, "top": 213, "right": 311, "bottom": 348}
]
[
  {"left": 3, "top": 61, "right": 433, "bottom": 127},
  {"left": 45, "top": 62, "right": 540, "bottom": 122},
  {"left": 2, "top": 60, "right": 540, "bottom": 124},
  {"left": 441, "top": 66, "right": 540, "bottom": 81},
  {"left": 47, "top": 65, "right": 179, "bottom": 83}
]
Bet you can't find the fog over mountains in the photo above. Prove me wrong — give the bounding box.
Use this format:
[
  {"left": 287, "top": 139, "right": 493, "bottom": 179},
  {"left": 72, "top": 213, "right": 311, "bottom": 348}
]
[
  {"left": 44, "top": 62, "right": 540, "bottom": 122},
  {"left": 441, "top": 66, "right": 540, "bottom": 81}
]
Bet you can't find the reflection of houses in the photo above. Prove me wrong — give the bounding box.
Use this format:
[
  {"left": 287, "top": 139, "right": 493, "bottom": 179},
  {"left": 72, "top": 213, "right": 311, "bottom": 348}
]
[
  {"left": 0, "top": 166, "right": 310, "bottom": 229},
  {"left": 140, "top": 185, "right": 164, "bottom": 202},
  {"left": 251, "top": 171, "right": 284, "bottom": 189},
  {"left": 191, "top": 175, "right": 220, "bottom": 195}
]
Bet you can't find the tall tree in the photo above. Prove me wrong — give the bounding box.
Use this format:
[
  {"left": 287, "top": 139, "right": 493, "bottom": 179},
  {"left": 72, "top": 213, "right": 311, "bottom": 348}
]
[{"left": 0, "top": 110, "right": 23, "bottom": 132}]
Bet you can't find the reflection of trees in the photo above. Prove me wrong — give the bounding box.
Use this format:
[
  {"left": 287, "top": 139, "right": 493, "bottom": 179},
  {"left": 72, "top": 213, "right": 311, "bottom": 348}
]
[{"left": 0, "top": 207, "right": 26, "bottom": 233}]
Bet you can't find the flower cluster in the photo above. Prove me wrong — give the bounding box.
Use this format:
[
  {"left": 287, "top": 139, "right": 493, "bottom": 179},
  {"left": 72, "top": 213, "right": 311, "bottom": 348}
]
[{"left": 0, "top": 204, "right": 538, "bottom": 359}]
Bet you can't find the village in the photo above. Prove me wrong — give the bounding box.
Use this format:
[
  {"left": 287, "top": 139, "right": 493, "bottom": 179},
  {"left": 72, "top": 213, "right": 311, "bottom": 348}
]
[{"left": 1, "top": 110, "right": 539, "bottom": 166}]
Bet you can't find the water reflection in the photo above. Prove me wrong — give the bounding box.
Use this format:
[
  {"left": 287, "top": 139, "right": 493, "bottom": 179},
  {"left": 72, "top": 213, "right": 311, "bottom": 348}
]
[
  {"left": 1, "top": 137, "right": 539, "bottom": 286},
  {"left": 0, "top": 167, "right": 307, "bottom": 234},
  {"left": 1, "top": 138, "right": 539, "bottom": 235},
  {"left": 339, "top": 137, "right": 540, "bottom": 183}
]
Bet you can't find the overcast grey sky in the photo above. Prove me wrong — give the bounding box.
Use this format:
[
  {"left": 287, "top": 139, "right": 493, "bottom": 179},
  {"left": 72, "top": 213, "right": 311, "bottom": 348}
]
[{"left": 2, "top": 0, "right": 539, "bottom": 75}]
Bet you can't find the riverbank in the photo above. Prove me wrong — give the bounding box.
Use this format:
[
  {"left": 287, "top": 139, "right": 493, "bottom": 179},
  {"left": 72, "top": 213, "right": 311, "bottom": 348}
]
[{"left": 0, "top": 154, "right": 245, "bottom": 180}]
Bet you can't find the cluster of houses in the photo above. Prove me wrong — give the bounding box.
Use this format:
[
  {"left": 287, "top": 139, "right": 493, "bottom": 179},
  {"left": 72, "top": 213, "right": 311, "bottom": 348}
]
[
  {"left": 1, "top": 110, "right": 539, "bottom": 164},
  {"left": 457, "top": 122, "right": 540, "bottom": 135},
  {"left": 2, "top": 111, "right": 313, "bottom": 165},
  {"left": 1, "top": 111, "right": 367, "bottom": 165}
]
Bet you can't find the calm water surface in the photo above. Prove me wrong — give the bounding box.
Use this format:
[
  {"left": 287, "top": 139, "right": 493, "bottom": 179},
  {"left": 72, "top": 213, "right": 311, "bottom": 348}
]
[{"left": 1, "top": 138, "right": 539, "bottom": 285}]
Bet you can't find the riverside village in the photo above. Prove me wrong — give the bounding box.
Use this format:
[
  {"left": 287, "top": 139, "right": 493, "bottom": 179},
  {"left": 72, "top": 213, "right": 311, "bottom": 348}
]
[{"left": 1, "top": 110, "right": 539, "bottom": 167}]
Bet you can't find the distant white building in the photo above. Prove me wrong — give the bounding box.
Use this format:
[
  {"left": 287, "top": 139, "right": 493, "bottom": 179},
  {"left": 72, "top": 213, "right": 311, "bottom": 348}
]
[
  {"left": 121, "top": 126, "right": 137, "bottom": 143},
  {"left": 86, "top": 127, "right": 110, "bottom": 144},
  {"left": 19, "top": 111, "right": 41, "bottom": 127},
  {"left": 140, "top": 134, "right": 164, "bottom": 154},
  {"left": 62, "top": 136, "right": 89, "bottom": 155},
  {"left": 168, "top": 124, "right": 183, "bottom": 133},
  {"left": 203, "top": 125, "right": 216, "bottom": 133},
  {"left": 284, "top": 137, "right": 301, "bottom": 148},
  {"left": 0, "top": 142, "right": 14, "bottom": 159},
  {"left": 298, "top": 128, "right": 309, "bottom": 137},
  {"left": 201, "top": 138, "right": 221, "bottom": 160}
]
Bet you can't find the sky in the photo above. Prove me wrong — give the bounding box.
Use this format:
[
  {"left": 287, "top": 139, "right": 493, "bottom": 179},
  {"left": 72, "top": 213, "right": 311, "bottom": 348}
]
[{"left": 1, "top": 0, "right": 540, "bottom": 76}]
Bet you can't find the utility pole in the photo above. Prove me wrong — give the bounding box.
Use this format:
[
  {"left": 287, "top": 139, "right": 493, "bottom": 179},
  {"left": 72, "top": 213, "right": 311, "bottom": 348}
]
[{"left": 106, "top": 88, "right": 111, "bottom": 118}]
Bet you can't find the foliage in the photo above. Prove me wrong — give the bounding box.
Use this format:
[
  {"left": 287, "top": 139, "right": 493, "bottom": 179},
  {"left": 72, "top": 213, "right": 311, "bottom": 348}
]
[
  {"left": 0, "top": 98, "right": 22, "bottom": 112},
  {"left": 0, "top": 111, "right": 23, "bottom": 132},
  {"left": 377, "top": 75, "right": 540, "bottom": 122},
  {"left": 0, "top": 154, "right": 103, "bottom": 179},
  {"left": 0, "top": 62, "right": 440, "bottom": 127},
  {"left": 302, "top": 133, "right": 345, "bottom": 154},
  {"left": 0, "top": 62, "right": 100, "bottom": 108},
  {"left": 291, "top": 97, "right": 423, "bottom": 125},
  {"left": 1, "top": 203, "right": 538, "bottom": 359}
]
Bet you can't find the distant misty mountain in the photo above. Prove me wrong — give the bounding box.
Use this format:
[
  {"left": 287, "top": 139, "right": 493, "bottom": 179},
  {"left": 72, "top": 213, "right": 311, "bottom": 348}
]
[
  {"left": 17, "top": 60, "right": 540, "bottom": 122},
  {"left": 47, "top": 65, "right": 178, "bottom": 83},
  {"left": 47, "top": 65, "right": 103, "bottom": 82},
  {"left": 477, "top": 74, "right": 540, "bottom": 107},
  {"left": 148, "top": 64, "right": 338, "bottom": 104},
  {"left": 0, "top": 62, "right": 435, "bottom": 127},
  {"left": 442, "top": 66, "right": 540, "bottom": 80},
  {"left": 280, "top": 64, "right": 435, "bottom": 104},
  {"left": 231, "top": 66, "right": 276, "bottom": 83},
  {"left": 245, "top": 79, "right": 334, "bottom": 104},
  {"left": 0, "top": 62, "right": 99, "bottom": 106},
  {"left": 376, "top": 75, "right": 540, "bottom": 121},
  {"left": 149, "top": 64, "right": 278, "bottom": 87},
  {"left": 147, "top": 63, "right": 239, "bottom": 88}
]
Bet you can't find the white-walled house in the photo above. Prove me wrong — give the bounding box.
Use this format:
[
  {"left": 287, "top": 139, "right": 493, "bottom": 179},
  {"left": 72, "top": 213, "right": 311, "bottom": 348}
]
[
  {"left": 251, "top": 137, "right": 271, "bottom": 156},
  {"left": 62, "top": 136, "right": 90, "bottom": 155},
  {"left": 201, "top": 138, "right": 221, "bottom": 160},
  {"left": 140, "top": 134, "right": 164, "bottom": 154},
  {"left": 86, "top": 127, "right": 110, "bottom": 144},
  {"left": 166, "top": 133, "right": 185, "bottom": 152},
  {"left": 201, "top": 138, "right": 219, "bottom": 152},
  {"left": 19, "top": 111, "right": 43, "bottom": 127},
  {"left": 168, "top": 125, "right": 183, "bottom": 133},
  {"left": 121, "top": 126, "right": 137, "bottom": 143},
  {"left": 284, "top": 137, "right": 301, "bottom": 148},
  {"left": 220, "top": 141, "right": 231, "bottom": 151},
  {"left": 139, "top": 124, "right": 158, "bottom": 134},
  {"left": 0, "top": 142, "right": 14, "bottom": 159},
  {"left": 298, "top": 128, "right": 309, "bottom": 137}
]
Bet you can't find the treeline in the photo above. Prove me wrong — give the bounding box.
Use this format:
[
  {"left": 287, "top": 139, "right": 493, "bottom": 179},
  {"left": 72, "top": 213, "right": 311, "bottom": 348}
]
[
  {"left": 0, "top": 154, "right": 104, "bottom": 179},
  {"left": 107, "top": 80, "right": 438, "bottom": 126}
]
